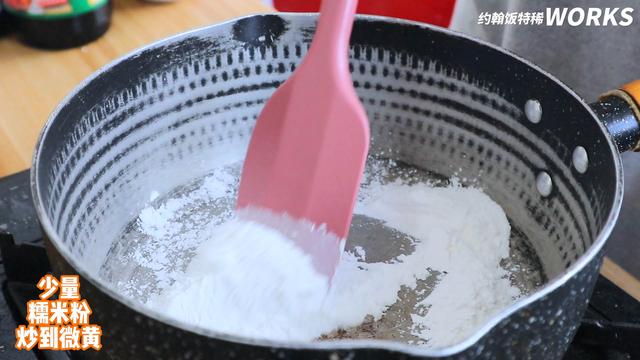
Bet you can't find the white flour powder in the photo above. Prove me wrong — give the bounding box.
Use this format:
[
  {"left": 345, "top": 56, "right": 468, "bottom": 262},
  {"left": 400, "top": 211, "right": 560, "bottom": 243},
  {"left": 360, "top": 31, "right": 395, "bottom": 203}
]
[
  {"left": 148, "top": 218, "right": 331, "bottom": 341},
  {"left": 355, "top": 181, "right": 520, "bottom": 347},
  {"left": 145, "top": 178, "right": 521, "bottom": 347}
]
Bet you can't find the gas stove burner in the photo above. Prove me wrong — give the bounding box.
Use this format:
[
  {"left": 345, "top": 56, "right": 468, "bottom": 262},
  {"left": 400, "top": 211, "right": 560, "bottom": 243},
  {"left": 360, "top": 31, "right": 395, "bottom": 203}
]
[{"left": 0, "top": 169, "right": 638, "bottom": 359}]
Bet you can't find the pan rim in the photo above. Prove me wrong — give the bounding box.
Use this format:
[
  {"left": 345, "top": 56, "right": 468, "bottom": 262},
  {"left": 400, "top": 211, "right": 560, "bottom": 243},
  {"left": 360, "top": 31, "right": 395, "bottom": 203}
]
[{"left": 30, "top": 12, "right": 624, "bottom": 357}]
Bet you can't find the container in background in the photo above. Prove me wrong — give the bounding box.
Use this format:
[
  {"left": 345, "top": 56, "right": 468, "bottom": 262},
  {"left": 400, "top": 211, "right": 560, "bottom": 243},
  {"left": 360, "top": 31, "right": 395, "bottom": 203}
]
[
  {"left": 272, "top": 0, "right": 456, "bottom": 27},
  {"left": 0, "top": 2, "right": 11, "bottom": 35},
  {"left": 3, "top": 0, "right": 112, "bottom": 49}
]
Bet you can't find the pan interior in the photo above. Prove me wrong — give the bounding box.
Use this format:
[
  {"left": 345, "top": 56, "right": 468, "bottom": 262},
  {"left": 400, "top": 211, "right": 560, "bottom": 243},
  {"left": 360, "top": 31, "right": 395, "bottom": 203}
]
[
  {"left": 99, "top": 155, "right": 546, "bottom": 345},
  {"left": 34, "top": 15, "right": 618, "bottom": 349}
]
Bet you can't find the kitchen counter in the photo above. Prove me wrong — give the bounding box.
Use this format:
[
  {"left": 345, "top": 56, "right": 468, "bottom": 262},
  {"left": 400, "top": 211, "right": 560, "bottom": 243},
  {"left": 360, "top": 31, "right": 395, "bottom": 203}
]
[
  {"left": 0, "top": 0, "right": 271, "bottom": 177},
  {"left": 0, "top": 0, "right": 638, "bottom": 301}
]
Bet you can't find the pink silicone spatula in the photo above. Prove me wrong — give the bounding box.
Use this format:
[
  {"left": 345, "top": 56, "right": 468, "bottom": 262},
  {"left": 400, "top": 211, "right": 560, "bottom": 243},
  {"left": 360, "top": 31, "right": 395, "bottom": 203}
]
[{"left": 236, "top": 0, "right": 369, "bottom": 277}]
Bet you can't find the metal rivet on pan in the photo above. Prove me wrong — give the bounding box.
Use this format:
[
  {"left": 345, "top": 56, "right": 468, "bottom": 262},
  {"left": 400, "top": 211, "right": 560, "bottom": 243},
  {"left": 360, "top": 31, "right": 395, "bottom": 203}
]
[
  {"left": 525, "top": 99, "right": 542, "bottom": 123},
  {"left": 536, "top": 171, "right": 552, "bottom": 196},
  {"left": 572, "top": 146, "right": 588, "bottom": 173}
]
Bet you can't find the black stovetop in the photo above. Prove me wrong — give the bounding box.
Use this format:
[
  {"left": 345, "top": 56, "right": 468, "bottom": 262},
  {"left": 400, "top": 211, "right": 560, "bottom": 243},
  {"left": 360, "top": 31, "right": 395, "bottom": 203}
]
[{"left": 1, "top": 170, "right": 639, "bottom": 360}]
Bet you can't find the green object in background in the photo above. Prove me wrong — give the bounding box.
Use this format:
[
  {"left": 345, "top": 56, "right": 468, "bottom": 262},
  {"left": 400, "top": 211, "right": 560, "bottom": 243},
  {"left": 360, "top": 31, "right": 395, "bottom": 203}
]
[
  {"left": 5, "top": 0, "right": 112, "bottom": 49},
  {"left": 4, "top": 0, "right": 108, "bottom": 20},
  {"left": 69, "top": 0, "right": 105, "bottom": 14}
]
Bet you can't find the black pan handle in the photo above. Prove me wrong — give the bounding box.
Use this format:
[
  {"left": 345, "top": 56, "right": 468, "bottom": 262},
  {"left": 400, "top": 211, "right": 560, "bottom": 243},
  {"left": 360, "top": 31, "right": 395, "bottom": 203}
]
[{"left": 590, "top": 81, "right": 640, "bottom": 153}]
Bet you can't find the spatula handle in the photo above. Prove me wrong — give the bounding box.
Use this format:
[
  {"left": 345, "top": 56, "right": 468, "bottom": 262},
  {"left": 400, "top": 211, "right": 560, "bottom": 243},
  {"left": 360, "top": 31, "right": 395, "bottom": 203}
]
[{"left": 309, "top": 0, "right": 358, "bottom": 75}]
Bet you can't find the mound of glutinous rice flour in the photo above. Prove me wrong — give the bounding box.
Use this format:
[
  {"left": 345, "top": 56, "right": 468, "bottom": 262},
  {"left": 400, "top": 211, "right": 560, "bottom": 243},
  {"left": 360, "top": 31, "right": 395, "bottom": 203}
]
[{"left": 143, "top": 173, "right": 522, "bottom": 347}]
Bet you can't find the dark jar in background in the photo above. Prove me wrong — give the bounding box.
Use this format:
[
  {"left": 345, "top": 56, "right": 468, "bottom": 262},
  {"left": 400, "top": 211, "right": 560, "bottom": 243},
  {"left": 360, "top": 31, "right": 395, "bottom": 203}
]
[
  {"left": 3, "top": 0, "right": 112, "bottom": 49},
  {"left": 0, "top": 2, "right": 11, "bottom": 35}
]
